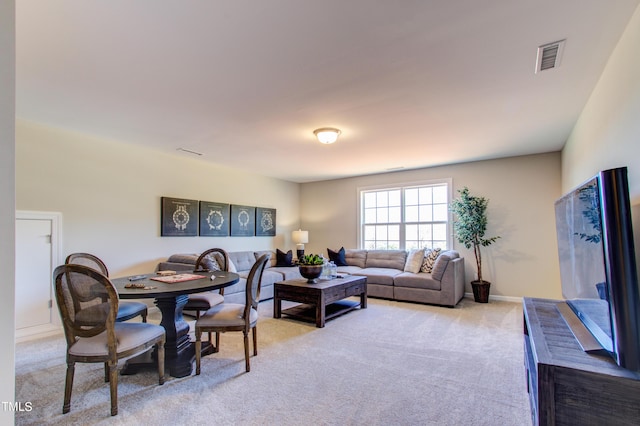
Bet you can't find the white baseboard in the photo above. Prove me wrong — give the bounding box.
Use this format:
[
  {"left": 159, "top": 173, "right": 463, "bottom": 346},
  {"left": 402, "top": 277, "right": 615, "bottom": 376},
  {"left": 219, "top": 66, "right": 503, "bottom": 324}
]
[
  {"left": 464, "top": 292, "right": 522, "bottom": 303},
  {"left": 15, "top": 323, "right": 63, "bottom": 343}
]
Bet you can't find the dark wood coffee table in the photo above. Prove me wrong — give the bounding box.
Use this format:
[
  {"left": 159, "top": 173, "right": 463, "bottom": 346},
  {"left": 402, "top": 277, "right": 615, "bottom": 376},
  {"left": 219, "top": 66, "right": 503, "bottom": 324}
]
[{"left": 273, "top": 275, "right": 367, "bottom": 327}]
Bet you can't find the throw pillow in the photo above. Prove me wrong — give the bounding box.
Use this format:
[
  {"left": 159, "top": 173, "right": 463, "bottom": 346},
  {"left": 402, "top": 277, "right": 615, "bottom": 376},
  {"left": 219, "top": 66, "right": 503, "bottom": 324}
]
[
  {"left": 327, "top": 247, "right": 348, "bottom": 266},
  {"left": 404, "top": 248, "right": 424, "bottom": 273},
  {"left": 201, "top": 254, "right": 222, "bottom": 272},
  {"left": 431, "top": 252, "right": 454, "bottom": 281},
  {"left": 421, "top": 248, "right": 442, "bottom": 273},
  {"left": 276, "top": 249, "right": 294, "bottom": 267}
]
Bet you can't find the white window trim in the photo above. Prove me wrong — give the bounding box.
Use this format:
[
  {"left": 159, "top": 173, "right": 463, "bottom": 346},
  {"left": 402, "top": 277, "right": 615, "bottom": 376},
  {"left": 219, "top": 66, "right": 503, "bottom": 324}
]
[{"left": 356, "top": 178, "right": 453, "bottom": 250}]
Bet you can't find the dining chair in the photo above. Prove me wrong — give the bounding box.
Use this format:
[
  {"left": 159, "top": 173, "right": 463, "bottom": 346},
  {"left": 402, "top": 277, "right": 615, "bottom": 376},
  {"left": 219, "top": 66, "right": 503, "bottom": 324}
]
[
  {"left": 183, "top": 248, "right": 229, "bottom": 319},
  {"left": 53, "top": 264, "right": 166, "bottom": 416},
  {"left": 65, "top": 253, "right": 148, "bottom": 323},
  {"left": 194, "top": 254, "right": 269, "bottom": 374}
]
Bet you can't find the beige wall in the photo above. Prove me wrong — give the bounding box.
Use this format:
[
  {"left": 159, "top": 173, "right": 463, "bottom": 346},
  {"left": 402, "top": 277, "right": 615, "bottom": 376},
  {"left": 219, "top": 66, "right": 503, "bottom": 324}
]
[
  {"left": 562, "top": 5, "right": 640, "bottom": 200},
  {"left": 562, "top": 5, "right": 640, "bottom": 273},
  {"left": 301, "top": 152, "right": 563, "bottom": 299},
  {"left": 16, "top": 120, "right": 301, "bottom": 277},
  {"left": 2, "top": 0, "right": 16, "bottom": 422}
]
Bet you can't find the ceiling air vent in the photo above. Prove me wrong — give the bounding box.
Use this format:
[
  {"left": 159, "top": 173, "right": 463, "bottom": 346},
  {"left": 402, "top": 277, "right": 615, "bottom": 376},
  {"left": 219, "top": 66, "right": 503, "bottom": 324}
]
[{"left": 535, "top": 39, "right": 566, "bottom": 73}]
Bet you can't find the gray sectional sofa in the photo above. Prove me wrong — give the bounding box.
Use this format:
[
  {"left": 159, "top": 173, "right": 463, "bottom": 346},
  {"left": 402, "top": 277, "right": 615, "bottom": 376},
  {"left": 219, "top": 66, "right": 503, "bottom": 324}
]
[
  {"left": 336, "top": 249, "right": 465, "bottom": 307},
  {"left": 158, "top": 248, "right": 465, "bottom": 308}
]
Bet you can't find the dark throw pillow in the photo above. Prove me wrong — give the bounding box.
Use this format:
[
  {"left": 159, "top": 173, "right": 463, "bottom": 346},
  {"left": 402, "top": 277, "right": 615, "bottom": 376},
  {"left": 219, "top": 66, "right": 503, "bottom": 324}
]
[
  {"left": 327, "top": 247, "right": 348, "bottom": 266},
  {"left": 276, "top": 249, "right": 294, "bottom": 267}
]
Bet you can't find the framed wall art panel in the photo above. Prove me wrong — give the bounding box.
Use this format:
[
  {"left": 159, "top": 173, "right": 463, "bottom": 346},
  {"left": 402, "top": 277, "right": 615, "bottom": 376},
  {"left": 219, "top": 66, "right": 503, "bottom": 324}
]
[
  {"left": 161, "top": 197, "right": 198, "bottom": 236},
  {"left": 199, "top": 201, "right": 230, "bottom": 236},
  {"left": 256, "top": 207, "right": 276, "bottom": 236},
  {"left": 230, "top": 205, "right": 256, "bottom": 237}
]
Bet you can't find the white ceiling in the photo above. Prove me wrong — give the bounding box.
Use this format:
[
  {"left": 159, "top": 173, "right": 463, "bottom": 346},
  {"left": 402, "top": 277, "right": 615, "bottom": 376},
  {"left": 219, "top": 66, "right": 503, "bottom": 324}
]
[{"left": 16, "top": 1, "right": 639, "bottom": 183}]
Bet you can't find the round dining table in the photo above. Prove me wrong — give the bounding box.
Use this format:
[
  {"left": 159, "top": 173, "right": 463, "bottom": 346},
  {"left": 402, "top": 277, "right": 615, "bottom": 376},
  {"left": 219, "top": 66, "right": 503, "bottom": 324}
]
[{"left": 111, "top": 270, "right": 239, "bottom": 378}]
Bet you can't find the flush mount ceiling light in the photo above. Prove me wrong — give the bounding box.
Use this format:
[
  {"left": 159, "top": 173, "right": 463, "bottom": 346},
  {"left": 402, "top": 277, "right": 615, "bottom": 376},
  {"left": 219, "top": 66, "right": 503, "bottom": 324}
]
[{"left": 313, "top": 127, "right": 341, "bottom": 144}]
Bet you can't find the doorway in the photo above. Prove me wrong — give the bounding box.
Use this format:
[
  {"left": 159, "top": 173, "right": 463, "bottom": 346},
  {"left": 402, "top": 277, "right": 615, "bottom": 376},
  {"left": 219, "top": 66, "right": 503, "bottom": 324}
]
[{"left": 15, "top": 211, "right": 62, "bottom": 340}]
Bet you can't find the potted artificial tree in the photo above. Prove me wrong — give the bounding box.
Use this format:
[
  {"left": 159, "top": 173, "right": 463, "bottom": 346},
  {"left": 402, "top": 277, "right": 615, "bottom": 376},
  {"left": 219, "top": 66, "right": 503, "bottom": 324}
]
[{"left": 450, "top": 187, "right": 500, "bottom": 303}]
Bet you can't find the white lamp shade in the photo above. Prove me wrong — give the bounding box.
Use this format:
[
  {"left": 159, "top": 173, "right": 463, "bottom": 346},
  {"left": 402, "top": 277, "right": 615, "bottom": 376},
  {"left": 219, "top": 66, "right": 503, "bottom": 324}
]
[{"left": 292, "top": 229, "right": 309, "bottom": 244}]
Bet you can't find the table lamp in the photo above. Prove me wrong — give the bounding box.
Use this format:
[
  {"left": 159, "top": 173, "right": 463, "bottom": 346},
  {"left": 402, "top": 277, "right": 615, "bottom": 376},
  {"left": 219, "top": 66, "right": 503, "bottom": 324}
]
[{"left": 292, "top": 229, "right": 309, "bottom": 259}]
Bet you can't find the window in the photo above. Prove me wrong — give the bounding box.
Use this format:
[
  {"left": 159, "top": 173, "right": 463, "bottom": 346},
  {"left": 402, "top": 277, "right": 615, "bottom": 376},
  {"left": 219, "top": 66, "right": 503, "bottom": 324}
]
[{"left": 359, "top": 180, "right": 451, "bottom": 250}]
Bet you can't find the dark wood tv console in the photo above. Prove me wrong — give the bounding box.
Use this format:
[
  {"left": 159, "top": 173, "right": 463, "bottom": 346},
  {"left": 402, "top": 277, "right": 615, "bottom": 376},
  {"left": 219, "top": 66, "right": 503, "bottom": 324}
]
[{"left": 523, "top": 298, "right": 640, "bottom": 425}]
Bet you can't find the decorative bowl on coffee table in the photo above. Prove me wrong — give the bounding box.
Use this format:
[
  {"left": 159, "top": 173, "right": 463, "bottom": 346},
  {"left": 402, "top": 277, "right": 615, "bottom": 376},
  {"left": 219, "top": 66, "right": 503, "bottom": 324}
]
[{"left": 298, "top": 265, "right": 323, "bottom": 283}]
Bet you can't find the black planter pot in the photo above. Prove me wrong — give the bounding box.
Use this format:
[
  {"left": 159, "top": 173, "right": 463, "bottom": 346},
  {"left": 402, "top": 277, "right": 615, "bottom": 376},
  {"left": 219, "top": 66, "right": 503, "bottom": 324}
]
[{"left": 471, "top": 280, "right": 491, "bottom": 303}]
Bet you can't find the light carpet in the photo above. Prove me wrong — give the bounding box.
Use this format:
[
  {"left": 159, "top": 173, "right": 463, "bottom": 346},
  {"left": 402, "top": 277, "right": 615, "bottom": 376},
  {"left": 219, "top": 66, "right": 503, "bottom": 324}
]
[{"left": 15, "top": 297, "right": 531, "bottom": 425}]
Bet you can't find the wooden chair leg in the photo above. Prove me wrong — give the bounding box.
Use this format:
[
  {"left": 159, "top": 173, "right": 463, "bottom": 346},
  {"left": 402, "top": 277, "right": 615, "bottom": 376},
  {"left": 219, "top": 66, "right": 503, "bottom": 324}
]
[
  {"left": 252, "top": 327, "right": 258, "bottom": 356},
  {"left": 243, "top": 331, "right": 250, "bottom": 372},
  {"left": 215, "top": 332, "right": 220, "bottom": 353},
  {"left": 108, "top": 361, "right": 118, "bottom": 416},
  {"left": 157, "top": 340, "right": 165, "bottom": 385},
  {"left": 195, "top": 329, "right": 202, "bottom": 375},
  {"left": 63, "top": 362, "right": 75, "bottom": 414},
  {"left": 141, "top": 311, "right": 148, "bottom": 323},
  {"left": 104, "top": 362, "right": 109, "bottom": 382}
]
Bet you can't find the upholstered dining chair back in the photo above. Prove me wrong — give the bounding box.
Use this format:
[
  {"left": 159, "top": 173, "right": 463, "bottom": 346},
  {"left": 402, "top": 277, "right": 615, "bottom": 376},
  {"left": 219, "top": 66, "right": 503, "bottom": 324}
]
[
  {"left": 65, "top": 252, "right": 109, "bottom": 275},
  {"left": 194, "top": 254, "right": 269, "bottom": 374},
  {"left": 194, "top": 248, "right": 230, "bottom": 273},
  {"left": 183, "top": 248, "right": 229, "bottom": 320},
  {"left": 53, "top": 264, "right": 165, "bottom": 416},
  {"left": 56, "top": 263, "right": 114, "bottom": 339},
  {"left": 65, "top": 252, "right": 148, "bottom": 323},
  {"left": 245, "top": 253, "right": 268, "bottom": 318}
]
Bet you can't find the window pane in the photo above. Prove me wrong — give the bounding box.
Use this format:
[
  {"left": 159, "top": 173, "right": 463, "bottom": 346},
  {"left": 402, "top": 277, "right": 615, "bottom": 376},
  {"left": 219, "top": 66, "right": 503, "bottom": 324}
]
[
  {"left": 433, "top": 223, "right": 447, "bottom": 241},
  {"left": 433, "top": 185, "right": 448, "bottom": 203},
  {"left": 433, "top": 204, "right": 448, "bottom": 221},
  {"left": 377, "top": 208, "right": 389, "bottom": 223},
  {"left": 364, "top": 225, "right": 376, "bottom": 240},
  {"left": 376, "top": 225, "right": 388, "bottom": 240},
  {"left": 389, "top": 190, "right": 401, "bottom": 206},
  {"left": 376, "top": 191, "right": 388, "bottom": 207},
  {"left": 364, "top": 192, "right": 376, "bottom": 208},
  {"left": 364, "top": 208, "right": 376, "bottom": 224},
  {"left": 388, "top": 225, "right": 400, "bottom": 240},
  {"left": 419, "top": 205, "right": 432, "bottom": 221},
  {"left": 405, "top": 205, "right": 418, "bottom": 222},
  {"left": 405, "top": 188, "right": 418, "bottom": 205},
  {"left": 389, "top": 207, "right": 401, "bottom": 222},
  {"left": 419, "top": 187, "right": 432, "bottom": 204},
  {"left": 406, "top": 224, "right": 418, "bottom": 241}
]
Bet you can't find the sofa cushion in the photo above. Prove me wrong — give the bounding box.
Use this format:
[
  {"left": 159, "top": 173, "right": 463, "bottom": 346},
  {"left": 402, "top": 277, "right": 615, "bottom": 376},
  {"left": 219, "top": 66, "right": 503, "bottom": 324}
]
[
  {"left": 228, "top": 251, "right": 256, "bottom": 272},
  {"left": 404, "top": 249, "right": 424, "bottom": 273},
  {"left": 394, "top": 272, "right": 442, "bottom": 291},
  {"left": 327, "top": 247, "right": 348, "bottom": 266},
  {"left": 431, "top": 250, "right": 460, "bottom": 281},
  {"left": 167, "top": 254, "right": 198, "bottom": 265},
  {"left": 275, "top": 249, "right": 294, "bottom": 267},
  {"left": 366, "top": 250, "right": 407, "bottom": 270},
  {"left": 352, "top": 267, "right": 403, "bottom": 286},
  {"left": 345, "top": 249, "right": 367, "bottom": 268},
  {"left": 269, "top": 266, "right": 302, "bottom": 280},
  {"left": 336, "top": 265, "right": 364, "bottom": 275},
  {"left": 421, "top": 248, "right": 441, "bottom": 273}
]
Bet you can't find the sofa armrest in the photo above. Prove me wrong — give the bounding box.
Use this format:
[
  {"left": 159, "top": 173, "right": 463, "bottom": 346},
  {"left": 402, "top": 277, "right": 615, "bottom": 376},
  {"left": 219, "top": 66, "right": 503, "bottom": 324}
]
[{"left": 439, "top": 257, "right": 465, "bottom": 307}]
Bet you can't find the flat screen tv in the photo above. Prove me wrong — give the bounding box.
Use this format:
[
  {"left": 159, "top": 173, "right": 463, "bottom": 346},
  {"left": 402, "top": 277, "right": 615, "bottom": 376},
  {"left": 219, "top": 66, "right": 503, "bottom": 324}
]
[{"left": 555, "top": 166, "right": 640, "bottom": 371}]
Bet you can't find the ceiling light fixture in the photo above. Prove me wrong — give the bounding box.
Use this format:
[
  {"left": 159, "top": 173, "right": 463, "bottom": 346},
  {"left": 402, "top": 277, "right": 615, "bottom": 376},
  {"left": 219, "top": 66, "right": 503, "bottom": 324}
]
[{"left": 313, "top": 127, "right": 341, "bottom": 144}]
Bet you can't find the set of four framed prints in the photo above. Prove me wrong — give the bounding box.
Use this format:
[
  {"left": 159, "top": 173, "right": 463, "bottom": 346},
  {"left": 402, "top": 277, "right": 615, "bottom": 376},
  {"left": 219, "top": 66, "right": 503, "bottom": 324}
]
[{"left": 161, "top": 197, "right": 276, "bottom": 237}]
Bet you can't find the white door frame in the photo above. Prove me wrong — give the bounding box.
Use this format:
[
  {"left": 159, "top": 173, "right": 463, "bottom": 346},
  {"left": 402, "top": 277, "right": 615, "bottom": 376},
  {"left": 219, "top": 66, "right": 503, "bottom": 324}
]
[{"left": 15, "top": 210, "right": 63, "bottom": 341}]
